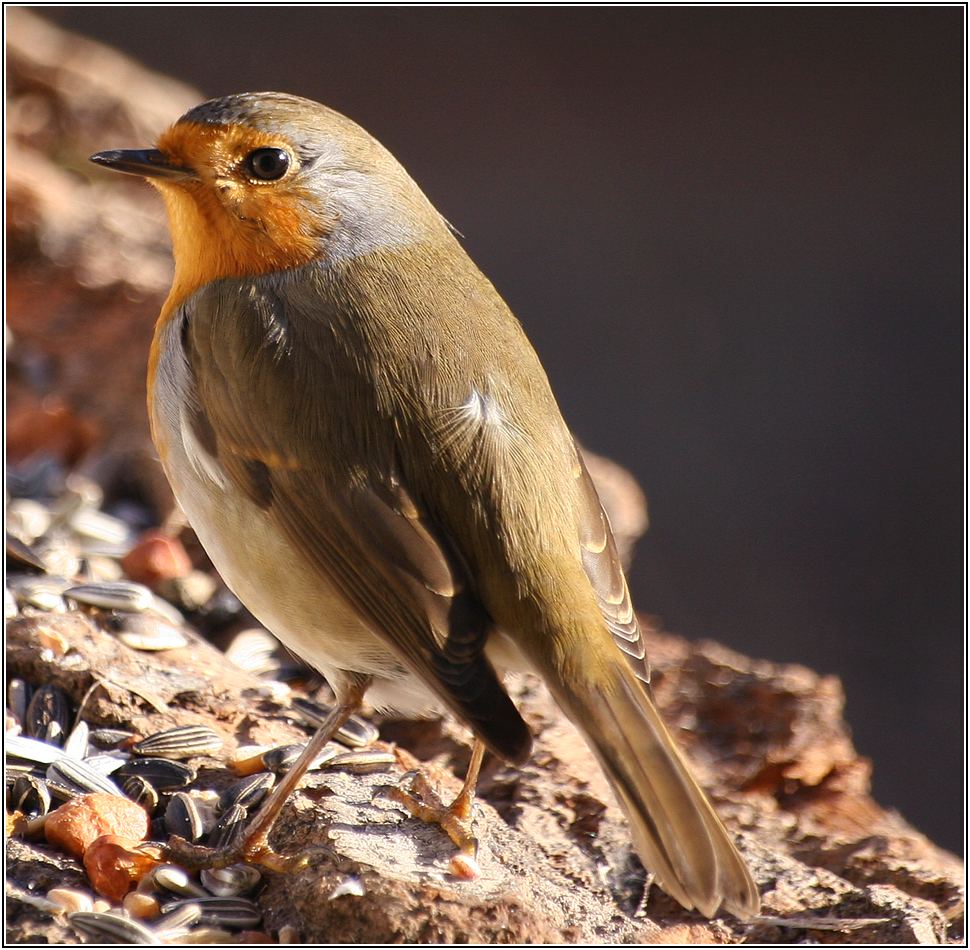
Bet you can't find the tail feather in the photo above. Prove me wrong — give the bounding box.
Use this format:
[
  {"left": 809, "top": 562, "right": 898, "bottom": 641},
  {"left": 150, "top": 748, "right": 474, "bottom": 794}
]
[{"left": 559, "top": 664, "right": 760, "bottom": 919}]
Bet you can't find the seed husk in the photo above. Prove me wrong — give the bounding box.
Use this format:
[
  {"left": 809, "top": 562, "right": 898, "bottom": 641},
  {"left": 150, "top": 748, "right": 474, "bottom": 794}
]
[
  {"left": 291, "top": 697, "right": 379, "bottom": 747},
  {"left": 161, "top": 896, "right": 262, "bottom": 929},
  {"left": 8, "top": 498, "right": 53, "bottom": 543},
  {"left": 208, "top": 803, "right": 247, "bottom": 850},
  {"left": 122, "top": 775, "right": 159, "bottom": 814},
  {"left": 64, "top": 581, "right": 153, "bottom": 612},
  {"left": 201, "top": 864, "right": 262, "bottom": 898},
  {"left": 118, "top": 758, "right": 196, "bottom": 790},
  {"left": 164, "top": 791, "right": 204, "bottom": 842},
  {"left": 68, "top": 910, "right": 156, "bottom": 944},
  {"left": 11, "top": 773, "right": 51, "bottom": 817},
  {"left": 46, "top": 758, "right": 124, "bottom": 799},
  {"left": 326, "top": 749, "right": 397, "bottom": 773},
  {"left": 132, "top": 725, "right": 223, "bottom": 760},
  {"left": 5, "top": 587, "right": 18, "bottom": 620},
  {"left": 25, "top": 685, "right": 71, "bottom": 745},
  {"left": 218, "top": 772, "right": 275, "bottom": 813}
]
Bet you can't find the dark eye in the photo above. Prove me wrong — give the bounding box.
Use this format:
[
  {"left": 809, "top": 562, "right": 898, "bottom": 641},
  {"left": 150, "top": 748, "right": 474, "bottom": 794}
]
[{"left": 245, "top": 148, "right": 290, "bottom": 181}]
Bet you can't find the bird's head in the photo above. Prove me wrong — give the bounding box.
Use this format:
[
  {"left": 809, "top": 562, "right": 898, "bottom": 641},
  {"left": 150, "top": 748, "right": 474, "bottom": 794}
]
[{"left": 92, "top": 92, "right": 443, "bottom": 307}]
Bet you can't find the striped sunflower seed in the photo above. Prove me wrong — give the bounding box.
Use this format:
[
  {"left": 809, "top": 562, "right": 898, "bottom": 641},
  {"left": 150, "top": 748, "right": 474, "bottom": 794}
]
[
  {"left": 208, "top": 803, "right": 247, "bottom": 850},
  {"left": 11, "top": 773, "right": 51, "bottom": 817},
  {"left": 218, "top": 772, "right": 275, "bottom": 813},
  {"left": 261, "top": 742, "right": 338, "bottom": 774},
  {"left": 69, "top": 507, "right": 131, "bottom": 547},
  {"left": 164, "top": 792, "right": 204, "bottom": 842},
  {"left": 151, "top": 901, "right": 202, "bottom": 934},
  {"left": 132, "top": 725, "right": 223, "bottom": 760},
  {"left": 25, "top": 685, "right": 71, "bottom": 745},
  {"left": 161, "top": 896, "right": 262, "bottom": 929},
  {"left": 291, "top": 697, "right": 379, "bottom": 747},
  {"left": 118, "top": 758, "right": 196, "bottom": 790},
  {"left": 326, "top": 749, "right": 397, "bottom": 774},
  {"left": 64, "top": 581, "right": 153, "bottom": 612},
  {"left": 68, "top": 910, "right": 156, "bottom": 944},
  {"left": 81, "top": 753, "right": 129, "bottom": 776},
  {"left": 46, "top": 758, "right": 124, "bottom": 799},
  {"left": 224, "top": 628, "right": 279, "bottom": 676},
  {"left": 122, "top": 774, "right": 158, "bottom": 814}
]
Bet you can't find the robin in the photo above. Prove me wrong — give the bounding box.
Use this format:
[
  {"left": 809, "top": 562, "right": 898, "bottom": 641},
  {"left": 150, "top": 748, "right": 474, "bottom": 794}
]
[{"left": 91, "top": 92, "right": 759, "bottom": 918}]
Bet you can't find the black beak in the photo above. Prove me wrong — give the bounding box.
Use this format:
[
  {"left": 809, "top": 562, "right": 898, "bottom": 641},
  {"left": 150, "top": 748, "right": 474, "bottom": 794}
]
[{"left": 89, "top": 148, "right": 197, "bottom": 181}]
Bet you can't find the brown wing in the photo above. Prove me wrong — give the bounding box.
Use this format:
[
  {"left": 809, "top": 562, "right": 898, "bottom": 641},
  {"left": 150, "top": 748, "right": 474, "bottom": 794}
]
[
  {"left": 179, "top": 289, "right": 532, "bottom": 764},
  {"left": 574, "top": 443, "right": 649, "bottom": 683}
]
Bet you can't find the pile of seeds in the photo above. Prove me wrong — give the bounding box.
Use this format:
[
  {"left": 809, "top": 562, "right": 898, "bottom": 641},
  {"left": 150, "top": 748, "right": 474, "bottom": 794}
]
[{"left": 6, "top": 462, "right": 390, "bottom": 943}]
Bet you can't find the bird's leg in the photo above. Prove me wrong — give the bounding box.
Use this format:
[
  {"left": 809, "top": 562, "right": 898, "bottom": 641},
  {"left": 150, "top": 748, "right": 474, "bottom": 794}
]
[
  {"left": 384, "top": 738, "right": 487, "bottom": 879},
  {"left": 167, "top": 679, "right": 368, "bottom": 872}
]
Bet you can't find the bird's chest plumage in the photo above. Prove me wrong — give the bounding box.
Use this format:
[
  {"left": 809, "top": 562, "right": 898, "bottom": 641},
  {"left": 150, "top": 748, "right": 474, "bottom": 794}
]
[{"left": 147, "top": 299, "right": 443, "bottom": 715}]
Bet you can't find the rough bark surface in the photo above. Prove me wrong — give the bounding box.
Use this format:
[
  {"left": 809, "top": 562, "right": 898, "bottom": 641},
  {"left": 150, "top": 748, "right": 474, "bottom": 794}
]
[{"left": 5, "top": 10, "right": 964, "bottom": 945}]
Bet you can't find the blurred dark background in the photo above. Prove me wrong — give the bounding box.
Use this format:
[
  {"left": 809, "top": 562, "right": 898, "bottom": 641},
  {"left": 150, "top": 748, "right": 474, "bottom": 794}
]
[{"left": 35, "top": 7, "right": 963, "bottom": 853}]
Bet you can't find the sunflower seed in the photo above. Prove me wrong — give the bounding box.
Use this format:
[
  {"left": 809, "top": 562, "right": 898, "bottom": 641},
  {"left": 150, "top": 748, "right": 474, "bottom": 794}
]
[
  {"left": 5, "top": 588, "right": 18, "bottom": 620},
  {"left": 261, "top": 742, "right": 338, "bottom": 774},
  {"left": 6, "top": 733, "right": 67, "bottom": 765},
  {"left": 46, "top": 758, "right": 123, "bottom": 798},
  {"left": 224, "top": 628, "right": 279, "bottom": 676},
  {"left": 63, "top": 720, "right": 90, "bottom": 760},
  {"left": 151, "top": 902, "right": 201, "bottom": 934},
  {"left": 326, "top": 749, "right": 397, "bottom": 774},
  {"left": 146, "top": 595, "right": 187, "bottom": 626},
  {"left": 218, "top": 772, "right": 275, "bottom": 813},
  {"left": 7, "top": 679, "right": 31, "bottom": 724},
  {"left": 116, "top": 614, "right": 189, "bottom": 652},
  {"left": 5, "top": 535, "right": 49, "bottom": 573},
  {"left": 89, "top": 727, "right": 135, "bottom": 748},
  {"left": 161, "top": 896, "right": 262, "bottom": 929},
  {"left": 14, "top": 578, "right": 67, "bottom": 613},
  {"left": 7, "top": 498, "right": 52, "bottom": 543},
  {"left": 11, "top": 773, "right": 51, "bottom": 817},
  {"left": 118, "top": 757, "right": 196, "bottom": 790},
  {"left": 151, "top": 863, "right": 208, "bottom": 897},
  {"left": 25, "top": 685, "right": 71, "bottom": 745},
  {"left": 132, "top": 725, "right": 222, "bottom": 759},
  {"left": 122, "top": 774, "right": 159, "bottom": 814},
  {"left": 291, "top": 697, "right": 379, "bottom": 747},
  {"left": 164, "top": 792, "right": 204, "bottom": 841},
  {"left": 82, "top": 753, "right": 129, "bottom": 776},
  {"left": 68, "top": 910, "right": 156, "bottom": 944},
  {"left": 64, "top": 581, "right": 153, "bottom": 612},
  {"left": 208, "top": 803, "right": 247, "bottom": 850},
  {"left": 69, "top": 507, "right": 131, "bottom": 546},
  {"left": 201, "top": 864, "right": 262, "bottom": 898}
]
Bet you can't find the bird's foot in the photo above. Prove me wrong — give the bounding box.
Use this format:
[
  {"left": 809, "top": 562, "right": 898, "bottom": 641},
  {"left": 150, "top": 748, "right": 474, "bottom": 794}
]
[
  {"left": 163, "top": 833, "right": 309, "bottom": 874},
  {"left": 381, "top": 770, "right": 481, "bottom": 880}
]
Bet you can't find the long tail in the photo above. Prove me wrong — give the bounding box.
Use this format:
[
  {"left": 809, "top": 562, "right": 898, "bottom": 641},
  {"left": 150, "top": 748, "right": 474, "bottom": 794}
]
[{"left": 557, "top": 661, "right": 760, "bottom": 919}]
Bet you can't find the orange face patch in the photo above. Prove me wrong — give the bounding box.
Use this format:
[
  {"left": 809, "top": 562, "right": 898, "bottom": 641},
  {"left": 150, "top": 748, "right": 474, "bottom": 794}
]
[{"left": 153, "top": 122, "right": 332, "bottom": 317}]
